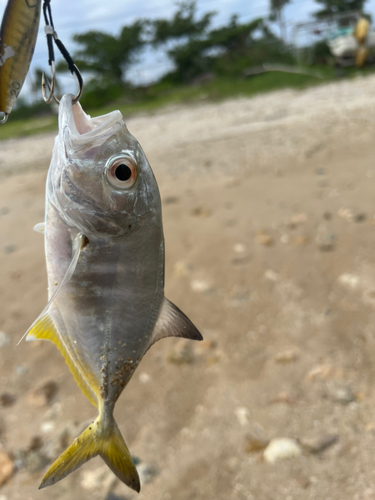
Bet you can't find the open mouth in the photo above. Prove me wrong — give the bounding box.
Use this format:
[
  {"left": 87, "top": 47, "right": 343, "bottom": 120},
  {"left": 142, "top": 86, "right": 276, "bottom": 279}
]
[{"left": 60, "top": 94, "right": 123, "bottom": 142}]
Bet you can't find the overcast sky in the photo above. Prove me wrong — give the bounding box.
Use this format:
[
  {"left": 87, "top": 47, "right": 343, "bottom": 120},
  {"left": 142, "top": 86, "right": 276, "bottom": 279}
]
[{"left": 1, "top": 0, "right": 374, "bottom": 96}]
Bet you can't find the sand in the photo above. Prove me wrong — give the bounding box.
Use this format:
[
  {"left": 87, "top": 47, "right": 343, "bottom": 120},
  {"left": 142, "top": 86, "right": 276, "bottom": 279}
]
[{"left": 1, "top": 74, "right": 375, "bottom": 499}]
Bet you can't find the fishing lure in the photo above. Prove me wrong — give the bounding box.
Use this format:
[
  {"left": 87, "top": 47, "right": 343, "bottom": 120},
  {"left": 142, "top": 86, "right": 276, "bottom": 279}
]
[{"left": 0, "top": 0, "right": 42, "bottom": 123}]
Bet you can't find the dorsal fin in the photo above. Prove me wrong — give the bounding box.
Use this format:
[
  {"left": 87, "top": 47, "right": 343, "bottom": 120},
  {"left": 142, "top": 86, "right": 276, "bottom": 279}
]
[
  {"left": 27, "top": 311, "right": 98, "bottom": 407},
  {"left": 149, "top": 297, "right": 203, "bottom": 348}
]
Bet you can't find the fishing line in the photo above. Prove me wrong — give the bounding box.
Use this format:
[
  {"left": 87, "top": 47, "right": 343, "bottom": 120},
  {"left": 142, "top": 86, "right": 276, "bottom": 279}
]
[{"left": 42, "top": 0, "right": 83, "bottom": 104}]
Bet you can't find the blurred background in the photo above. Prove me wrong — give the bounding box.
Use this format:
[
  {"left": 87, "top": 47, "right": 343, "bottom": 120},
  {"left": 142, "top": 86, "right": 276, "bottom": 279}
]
[{"left": 2, "top": 0, "right": 375, "bottom": 499}]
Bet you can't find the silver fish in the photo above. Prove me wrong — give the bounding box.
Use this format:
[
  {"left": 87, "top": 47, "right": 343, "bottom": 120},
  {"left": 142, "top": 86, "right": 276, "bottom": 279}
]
[{"left": 25, "top": 94, "right": 202, "bottom": 491}]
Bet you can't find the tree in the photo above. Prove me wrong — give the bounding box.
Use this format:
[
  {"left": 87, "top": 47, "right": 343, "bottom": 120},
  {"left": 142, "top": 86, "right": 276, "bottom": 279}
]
[
  {"left": 58, "top": 20, "right": 146, "bottom": 87},
  {"left": 208, "top": 15, "right": 264, "bottom": 54},
  {"left": 314, "top": 0, "right": 367, "bottom": 18},
  {"left": 152, "top": 1, "right": 216, "bottom": 82},
  {"left": 270, "top": 0, "right": 290, "bottom": 42},
  {"left": 153, "top": 1, "right": 215, "bottom": 45}
]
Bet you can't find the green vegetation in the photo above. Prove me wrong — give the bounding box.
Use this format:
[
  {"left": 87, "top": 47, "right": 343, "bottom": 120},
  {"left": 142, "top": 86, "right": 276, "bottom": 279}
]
[
  {"left": 314, "top": 0, "right": 368, "bottom": 19},
  {"left": 0, "top": 67, "right": 338, "bottom": 141},
  {"left": 0, "top": 0, "right": 373, "bottom": 140}
]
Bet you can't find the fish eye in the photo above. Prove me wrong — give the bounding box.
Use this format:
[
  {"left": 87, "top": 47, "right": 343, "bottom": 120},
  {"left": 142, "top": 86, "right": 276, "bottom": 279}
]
[{"left": 106, "top": 156, "right": 137, "bottom": 189}]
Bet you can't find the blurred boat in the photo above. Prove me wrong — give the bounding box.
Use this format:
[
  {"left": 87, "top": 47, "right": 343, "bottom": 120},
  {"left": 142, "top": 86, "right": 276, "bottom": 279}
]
[
  {"left": 328, "top": 19, "right": 374, "bottom": 63},
  {"left": 292, "top": 12, "right": 374, "bottom": 68}
]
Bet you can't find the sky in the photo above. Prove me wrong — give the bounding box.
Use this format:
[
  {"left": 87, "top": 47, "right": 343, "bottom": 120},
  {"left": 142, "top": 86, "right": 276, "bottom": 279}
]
[{"left": 1, "top": 0, "right": 374, "bottom": 98}]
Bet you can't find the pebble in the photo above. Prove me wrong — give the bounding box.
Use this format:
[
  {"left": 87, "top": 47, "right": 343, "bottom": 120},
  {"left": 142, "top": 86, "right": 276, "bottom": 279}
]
[
  {"left": 316, "top": 229, "right": 335, "bottom": 251},
  {"left": 269, "top": 391, "right": 296, "bottom": 405},
  {"left": 0, "top": 332, "right": 10, "bottom": 349},
  {"left": 137, "top": 463, "right": 159, "bottom": 485},
  {"left": 306, "top": 364, "right": 343, "bottom": 381},
  {"left": 292, "top": 235, "right": 310, "bottom": 246},
  {"left": 327, "top": 385, "right": 356, "bottom": 405},
  {"left": 3, "top": 244, "right": 16, "bottom": 255},
  {"left": 338, "top": 273, "right": 360, "bottom": 290},
  {"left": 288, "top": 213, "right": 307, "bottom": 227},
  {"left": 25, "top": 450, "right": 50, "bottom": 474},
  {"left": 15, "top": 365, "right": 28, "bottom": 376},
  {"left": 244, "top": 433, "right": 269, "bottom": 453},
  {"left": 354, "top": 213, "right": 366, "bottom": 222},
  {"left": 139, "top": 372, "right": 151, "bottom": 384},
  {"left": 163, "top": 196, "right": 179, "bottom": 205},
  {"left": 28, "top": 436, "right": 43, "bottom": 452},
  {"left": 234, "top": 407, "right": 249, "bottom": 427},
  {"left": 366, "top": 422, "right": 375, "bottom": 433},
  {"left": 167, "top": 339, "right": 195, "bottom": 365},
  {"left": 264, "top": 270, "right": 279, "bottom": 282},
  {"left": 255, "top": 231, "right": 274, "bottom": 246},
  {"left": 28, "top": 381, "right": 58, "bottom": 407},
  {"left": 190, "top": 279, "right": 211, "bottom": 293},
  {"left": 280, "top": 234, "right": 290, "bottom": 244},
  {"left": 191, "top": 207, "right": 211, "bottom": 217},
  {"left": 0, "top": 452, "right": 13, "bottom": 487},
  {"left": 0, "top": 207, "right": 9, "bottom": 216},
  {"left": 274, "top": 348, "right": 300, "bottom": 364},
  {"left": 231, "top": 256, "right": 250, "bottom": 266},
  {"left": 338, "top": 207, "right": 353, "bottom": 222},
  {"left": 173, "top": 261, "right": 193, "bottom": 277},
  {"left": 0, "top": 393, "right": 16, "bottom": 408},
  {"left": 233, "top": 243, "right": 246, "bottom": 254},
  {"left": 196, "top": 339, "right": 217, "bottom": 352},
  {"left": 80, "top": 465, "right": 117, "bottom": 493},
  {"left": 300, "top": 433, "right": 339, "bottom": 454},
  {"left": 263, "top": 438, "right": 302, "bottom": 464},
  {"left": 105, "top": 494, "right": 127, "bottom": 500},
  {"left": 40, "top": 421, "right": 56, "bottom": 434},
  {"left": 44, "top": 402, "right": 62, "bottom": 420}
]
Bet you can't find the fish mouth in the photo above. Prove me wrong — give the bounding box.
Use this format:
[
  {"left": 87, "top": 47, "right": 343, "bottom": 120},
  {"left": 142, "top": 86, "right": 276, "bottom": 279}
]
[{"left": 59, "top": 94, "right": 123, "bottom": 150}]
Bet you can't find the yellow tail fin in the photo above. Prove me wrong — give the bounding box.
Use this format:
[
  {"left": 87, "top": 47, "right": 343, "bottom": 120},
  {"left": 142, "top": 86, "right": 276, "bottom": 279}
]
[{"left": 39, "top": 416, "right": 140, "bottom": 492}]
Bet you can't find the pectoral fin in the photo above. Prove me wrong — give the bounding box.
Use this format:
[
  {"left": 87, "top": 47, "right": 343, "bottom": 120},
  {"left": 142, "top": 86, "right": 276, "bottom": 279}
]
[
  {"left": 19, "top": 233, "right": 98, "bottom": 407},
  {"left": 18, "top": 233, "right": 87, "bottom": 346},
  {"left": 149, "top": 297, "right": 203, "bottom": 348}
]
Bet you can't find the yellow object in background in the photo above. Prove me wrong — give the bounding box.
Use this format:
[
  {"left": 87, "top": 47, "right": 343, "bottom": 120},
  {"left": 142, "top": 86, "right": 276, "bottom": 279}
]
[
  {"left": 354, "top": 17, "right": 370, "bottom": 45},
  {"left": 353, "top": 17, "right": 370, "bottom": 67},
  {"left": 355, "top": 45, "right": 369, "bottom": 67}
]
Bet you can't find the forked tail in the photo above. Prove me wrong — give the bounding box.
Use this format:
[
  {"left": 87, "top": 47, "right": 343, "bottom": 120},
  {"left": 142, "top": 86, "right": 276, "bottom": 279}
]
[{"left": 39, "top": 415, "right": 140, "bottom": 492}]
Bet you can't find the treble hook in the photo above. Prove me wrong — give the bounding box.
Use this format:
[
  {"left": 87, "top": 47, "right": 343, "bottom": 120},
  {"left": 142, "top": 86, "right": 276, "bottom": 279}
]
[
  {"left": 42, "top": 60, "right": 56, "bottom": 103},
  {"left": 41, "top": 62, "right": 83, "bottom": 105},
  {"left": 0, "top": 113, "right": 8, "bottom": 124}
]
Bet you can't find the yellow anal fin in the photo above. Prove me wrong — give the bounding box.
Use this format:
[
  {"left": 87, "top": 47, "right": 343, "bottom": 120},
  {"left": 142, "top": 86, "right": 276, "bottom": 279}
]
[
  {"left": 27, "top": 312, "right": 98, "bottom": 408},
  {"left": 39, "top": 416, "right": 140, "bottom": 493}
]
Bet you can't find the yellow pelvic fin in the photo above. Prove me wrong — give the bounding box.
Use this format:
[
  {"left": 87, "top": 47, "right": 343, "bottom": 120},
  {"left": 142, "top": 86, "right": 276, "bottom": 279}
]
[
  {"left": 39, "top": 416, "right": 140, "bottom": 493},
  {"left": 26, "top": 312, "right": 98, "bottom": 407}
]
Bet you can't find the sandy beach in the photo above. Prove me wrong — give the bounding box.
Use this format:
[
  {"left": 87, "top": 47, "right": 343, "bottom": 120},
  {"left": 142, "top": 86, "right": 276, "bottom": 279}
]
[{"left": 2, "top": 75, "right": 375, "bottom": 499}]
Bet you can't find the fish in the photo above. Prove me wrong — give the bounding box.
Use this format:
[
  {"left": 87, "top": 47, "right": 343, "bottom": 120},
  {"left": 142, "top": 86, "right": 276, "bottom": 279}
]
[
  {"left": 25, "top": 94, "right": 203, "bottom": 491},
  {"left": 0, "top": 0, "right": 42, "bottom": 122}
]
